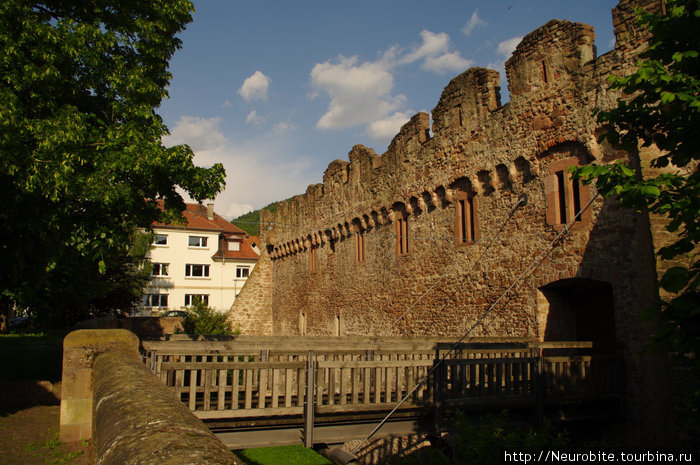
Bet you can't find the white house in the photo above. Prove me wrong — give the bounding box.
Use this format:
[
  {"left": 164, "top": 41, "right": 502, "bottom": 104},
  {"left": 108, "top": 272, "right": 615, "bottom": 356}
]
[{"left": 138, "top": 202, "right": 259, "bottom": 315}]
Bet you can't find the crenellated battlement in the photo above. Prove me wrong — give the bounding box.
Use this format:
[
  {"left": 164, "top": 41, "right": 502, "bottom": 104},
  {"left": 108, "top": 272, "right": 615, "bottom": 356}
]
[
  {"left": 232, "top": 0, "right": 678, "bottom": 447},
  {"left": 432, "top": 67, "right": 501, "bottom": 136},
  {"left": 506, "top": 19, "right": 595, "bottom": 99},
  {"left": 258, "top": 1, "right": 655, "bottom": 252}
]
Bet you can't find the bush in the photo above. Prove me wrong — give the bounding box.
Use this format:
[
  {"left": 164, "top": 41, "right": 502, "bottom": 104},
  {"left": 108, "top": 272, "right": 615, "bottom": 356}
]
[
  {"left": 387, "top": 446, "right": 450, "bottom": 465},
  {"left": 451, "top": 410, "right": 569, "bottom": 465},
  {"left": 177, "top": 301, "right": 236, "bottom": 336}
]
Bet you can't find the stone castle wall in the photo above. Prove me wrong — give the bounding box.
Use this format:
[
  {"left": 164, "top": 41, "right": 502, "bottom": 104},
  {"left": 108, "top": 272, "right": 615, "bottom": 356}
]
[{"left": 230, "top": 0, "right": 675, "bottom": 445}]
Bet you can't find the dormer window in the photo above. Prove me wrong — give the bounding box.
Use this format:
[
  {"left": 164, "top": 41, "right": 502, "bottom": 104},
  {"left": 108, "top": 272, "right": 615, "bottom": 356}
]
[{"left": 228, "top": 241, "right": 241, "bottom": 251}]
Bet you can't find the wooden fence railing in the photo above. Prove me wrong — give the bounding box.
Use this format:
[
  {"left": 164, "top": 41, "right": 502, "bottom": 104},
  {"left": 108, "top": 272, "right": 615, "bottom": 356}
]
[{"left": 143, "top": 338, "right": 622, "bottom": 446}]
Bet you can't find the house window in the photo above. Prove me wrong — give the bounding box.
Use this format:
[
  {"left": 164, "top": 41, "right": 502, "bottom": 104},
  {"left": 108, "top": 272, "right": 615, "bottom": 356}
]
[
  {"left": 395, "top": 214, "right": 409, "bottom": 256},
  {"left": 228, "top": 241, "right": 241, "bottom": 251},
  {"left": 151, "top": 263, "right": 169, "bottom": 277},
  {"left": 188, "top": 236, "right": 208, "bottom": 248},
  {"left": 354, "top": 229, "right": 365, "bottom": 263},
  {"left": 185, "top": 264, "right": 210, "bottom": 277},
  {"left": 236, "top": 266, "right": 250, "bottom": 278},
  {"left": 545, "top": 157, "right": 591, "bottom": 228},
  {"left": 144, "top": 294, "right": 168, "bottom": 307},
  {"left": 153, "top": 234, "right": 168, "bottom": 246},
  {"left": 184, "top": 294, "right": 209, "bottom": 306},
  {"left": 309, "top": 247, "right": 318, "bottom": 273},
  {"left": 455, "top": 192, "right": 479, "bottom": 245}
]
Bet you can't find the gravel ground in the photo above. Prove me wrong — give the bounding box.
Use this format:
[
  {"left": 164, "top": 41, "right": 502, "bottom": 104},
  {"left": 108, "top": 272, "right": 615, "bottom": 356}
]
[{"left": 0, "top": 381, "right": 90, "bottom": 465}]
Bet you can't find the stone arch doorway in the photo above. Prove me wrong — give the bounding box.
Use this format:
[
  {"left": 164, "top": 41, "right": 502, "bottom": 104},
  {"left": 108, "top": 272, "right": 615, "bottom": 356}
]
[{"left": 537, "top": 278, "right": 615, "bottom": 341}]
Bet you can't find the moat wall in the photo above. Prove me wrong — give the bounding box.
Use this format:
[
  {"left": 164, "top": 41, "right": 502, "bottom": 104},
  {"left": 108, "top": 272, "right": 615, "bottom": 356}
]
[{"left": 230, "top": 0, "right": 676, "bottom": 446}]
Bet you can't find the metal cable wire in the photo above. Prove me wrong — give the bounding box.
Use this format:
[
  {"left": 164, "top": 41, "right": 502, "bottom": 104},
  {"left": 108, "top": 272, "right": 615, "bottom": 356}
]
[
  {"left": 351, "top": 192, "right": 600, "bottom": 454},
  {"left": 380, "top": 193, "right": 529, "bottom": 336}
]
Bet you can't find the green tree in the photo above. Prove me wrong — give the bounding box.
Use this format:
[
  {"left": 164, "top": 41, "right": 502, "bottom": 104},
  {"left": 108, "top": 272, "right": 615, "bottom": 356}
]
[
  {"left": 231, "top": 200, "right": 282, "bottom": 236},
  {"left": 0, "top": 0, "right": 225, "bottom": 326},
  {"left": 571, "top": 0, "right": 699, "bottom": 414},
  {"left": 178, "top": 300, "right": 236, "bottom": 336}
]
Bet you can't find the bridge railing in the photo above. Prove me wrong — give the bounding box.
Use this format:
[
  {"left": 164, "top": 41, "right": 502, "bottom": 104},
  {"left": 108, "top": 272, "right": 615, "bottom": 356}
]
[
  {"left": 435, "top": 341, "right": 622, "bottom": 415},
  {"left": 141, "top": 335, "right": 534, "bottom": 372},
  {"left": 143, "top": 338, "right": 622, "bottom": 435},
  {"left": 159, "top": 356, "right": 307, "bottom": 419},
  {"left": 315, "top": 358, "right": 434, "bottom": 413}
]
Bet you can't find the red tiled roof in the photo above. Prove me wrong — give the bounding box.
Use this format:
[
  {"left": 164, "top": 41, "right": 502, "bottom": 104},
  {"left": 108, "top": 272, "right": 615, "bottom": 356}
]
[
  {"left": 153, "top": 203, "right": 247, "bottom": 235},
  {"left": 212, "top": 234, "right": 260, "bottom": 261}
]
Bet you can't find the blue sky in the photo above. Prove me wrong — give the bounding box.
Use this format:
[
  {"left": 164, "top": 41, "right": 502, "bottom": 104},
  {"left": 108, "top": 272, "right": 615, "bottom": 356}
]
[{"left": 160, "top": 0, "right": 619, "bottom": 219}]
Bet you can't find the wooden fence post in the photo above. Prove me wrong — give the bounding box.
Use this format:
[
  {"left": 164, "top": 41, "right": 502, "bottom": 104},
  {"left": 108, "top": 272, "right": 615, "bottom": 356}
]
[
  {"left": 304, "top": 351, "right": 315, "bottom": 448},
  {"left": 533, "top": 346, "right": 543, "bottom": 426},
  {"left": 432, "top": 358, "right": 444, "bottom": 434}
]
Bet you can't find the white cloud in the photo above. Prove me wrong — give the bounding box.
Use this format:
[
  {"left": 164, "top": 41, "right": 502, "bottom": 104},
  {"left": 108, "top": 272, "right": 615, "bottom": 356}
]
[
  {"left": 221, "top": 100, "right": 233, "bottom": 108},
  {"left": 226, "top": 202, "right": 254, "bottom": 219},
  {"left": 367, "top": 111, "right": 412, "bottom": 142},
  {"left": 163, "top": 116, "right": 226, "bottom": 151},
  {"left": 422, "top": 52, "right": 472, "bottom": 74},
  {"left": 166, "top": 117, "right": 317, "bottom": 221},
  {"left": 311, "top": 55, "right": 405, "bottom": 130},
  {"left": 497, "top": 37, "right": 522, "bottom": 58},
  {"left": 274, "top": 121, "right": 296, "bottom": 133},
  {"left": 462, "top": 10, "right": 487, "bottom": 36},
  {"left": 310, "top": 28, "right": 471, "bottom": 138},
  {"left": 238, "top": 71, "right": 270, "bottom": 102},
  {"left": 401, "top": 30, "right": 450, "bottom": 64},
  {"left": 246, "top": 110, "right": 265, "bottom": 125}
]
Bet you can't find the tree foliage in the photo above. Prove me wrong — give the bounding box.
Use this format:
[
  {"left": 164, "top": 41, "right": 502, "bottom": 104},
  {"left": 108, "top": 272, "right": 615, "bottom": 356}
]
[
  {"left": 0, "top": 0, "right": 226, "bottom": 325},
  {"left": 231, "top": 200, "right": 282, "bottom": 236},
  {"left": 571, "top": 0, "right": 699, "bottom": 381},
  {"left": 178, "top": 300, "right": 236, "bottom": 336},
  {"left": 450, "top": 411, "right": 568, "bottom": 465}
]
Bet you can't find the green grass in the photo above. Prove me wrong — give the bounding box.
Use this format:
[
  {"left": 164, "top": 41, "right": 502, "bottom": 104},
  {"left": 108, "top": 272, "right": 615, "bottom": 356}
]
[
  {"left": 0, "top": 330, "right": 67, "bottom": 382},
  {"left": 235, "top": 445, "right": 332, "bottom": 465}
]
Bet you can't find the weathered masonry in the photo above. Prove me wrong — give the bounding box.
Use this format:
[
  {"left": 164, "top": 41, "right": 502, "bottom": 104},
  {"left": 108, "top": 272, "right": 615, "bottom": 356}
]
[{"left": 230, "top": 0, "right": 677, "bottom": 445}]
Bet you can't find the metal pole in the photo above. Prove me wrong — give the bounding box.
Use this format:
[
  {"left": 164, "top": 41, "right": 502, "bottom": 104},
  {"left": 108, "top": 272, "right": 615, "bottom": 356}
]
[{"left": 304, "top": 351, "right": 315, "bottom": 448}]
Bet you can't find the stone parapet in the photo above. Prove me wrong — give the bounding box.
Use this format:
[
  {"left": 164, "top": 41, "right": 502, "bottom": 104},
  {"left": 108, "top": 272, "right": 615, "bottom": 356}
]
[
  {"left": 93, "top": 350, "right": 243, "bottom": 465},
  {"left": 59, "top": 329, "right": 244, "bottom": 464},
  {"left": 59, "top": 329, "right": 140, "bottom": 443}
]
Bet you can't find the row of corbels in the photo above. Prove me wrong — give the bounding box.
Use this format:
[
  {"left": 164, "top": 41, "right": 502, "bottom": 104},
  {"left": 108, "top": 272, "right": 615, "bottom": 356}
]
[
  {"left": 267, "top": 152, "right": 546, "bottom": 261},
  {"left": 268, "top": 181, "right": 466, "bottom": 260}
]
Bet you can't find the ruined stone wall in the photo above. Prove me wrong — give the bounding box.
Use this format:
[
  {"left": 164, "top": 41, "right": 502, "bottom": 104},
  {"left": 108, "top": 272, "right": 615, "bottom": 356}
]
[
  {"left": 227, "top": 249, "right": 274, "bottom": 335},
  {"left": 231, "top": 0, "right": 675, "bottom": 445}
]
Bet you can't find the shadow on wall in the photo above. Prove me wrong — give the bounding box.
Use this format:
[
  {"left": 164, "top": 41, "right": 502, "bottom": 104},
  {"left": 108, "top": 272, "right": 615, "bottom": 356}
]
[
  {"left": 540, "top": 278, "right": 615, "bottom": 342},
  {"left": 540, "top": 163, "right": 669, "bottom": 445}
]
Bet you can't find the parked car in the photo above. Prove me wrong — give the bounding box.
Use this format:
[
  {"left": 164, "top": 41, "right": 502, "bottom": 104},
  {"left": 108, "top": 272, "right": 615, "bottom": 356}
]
[
  {"left": 162, "top": 310, "right": 187, "bottom": 318},
  {"left": 8, "top": 316, "right": 30, "bottom": 329}
]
